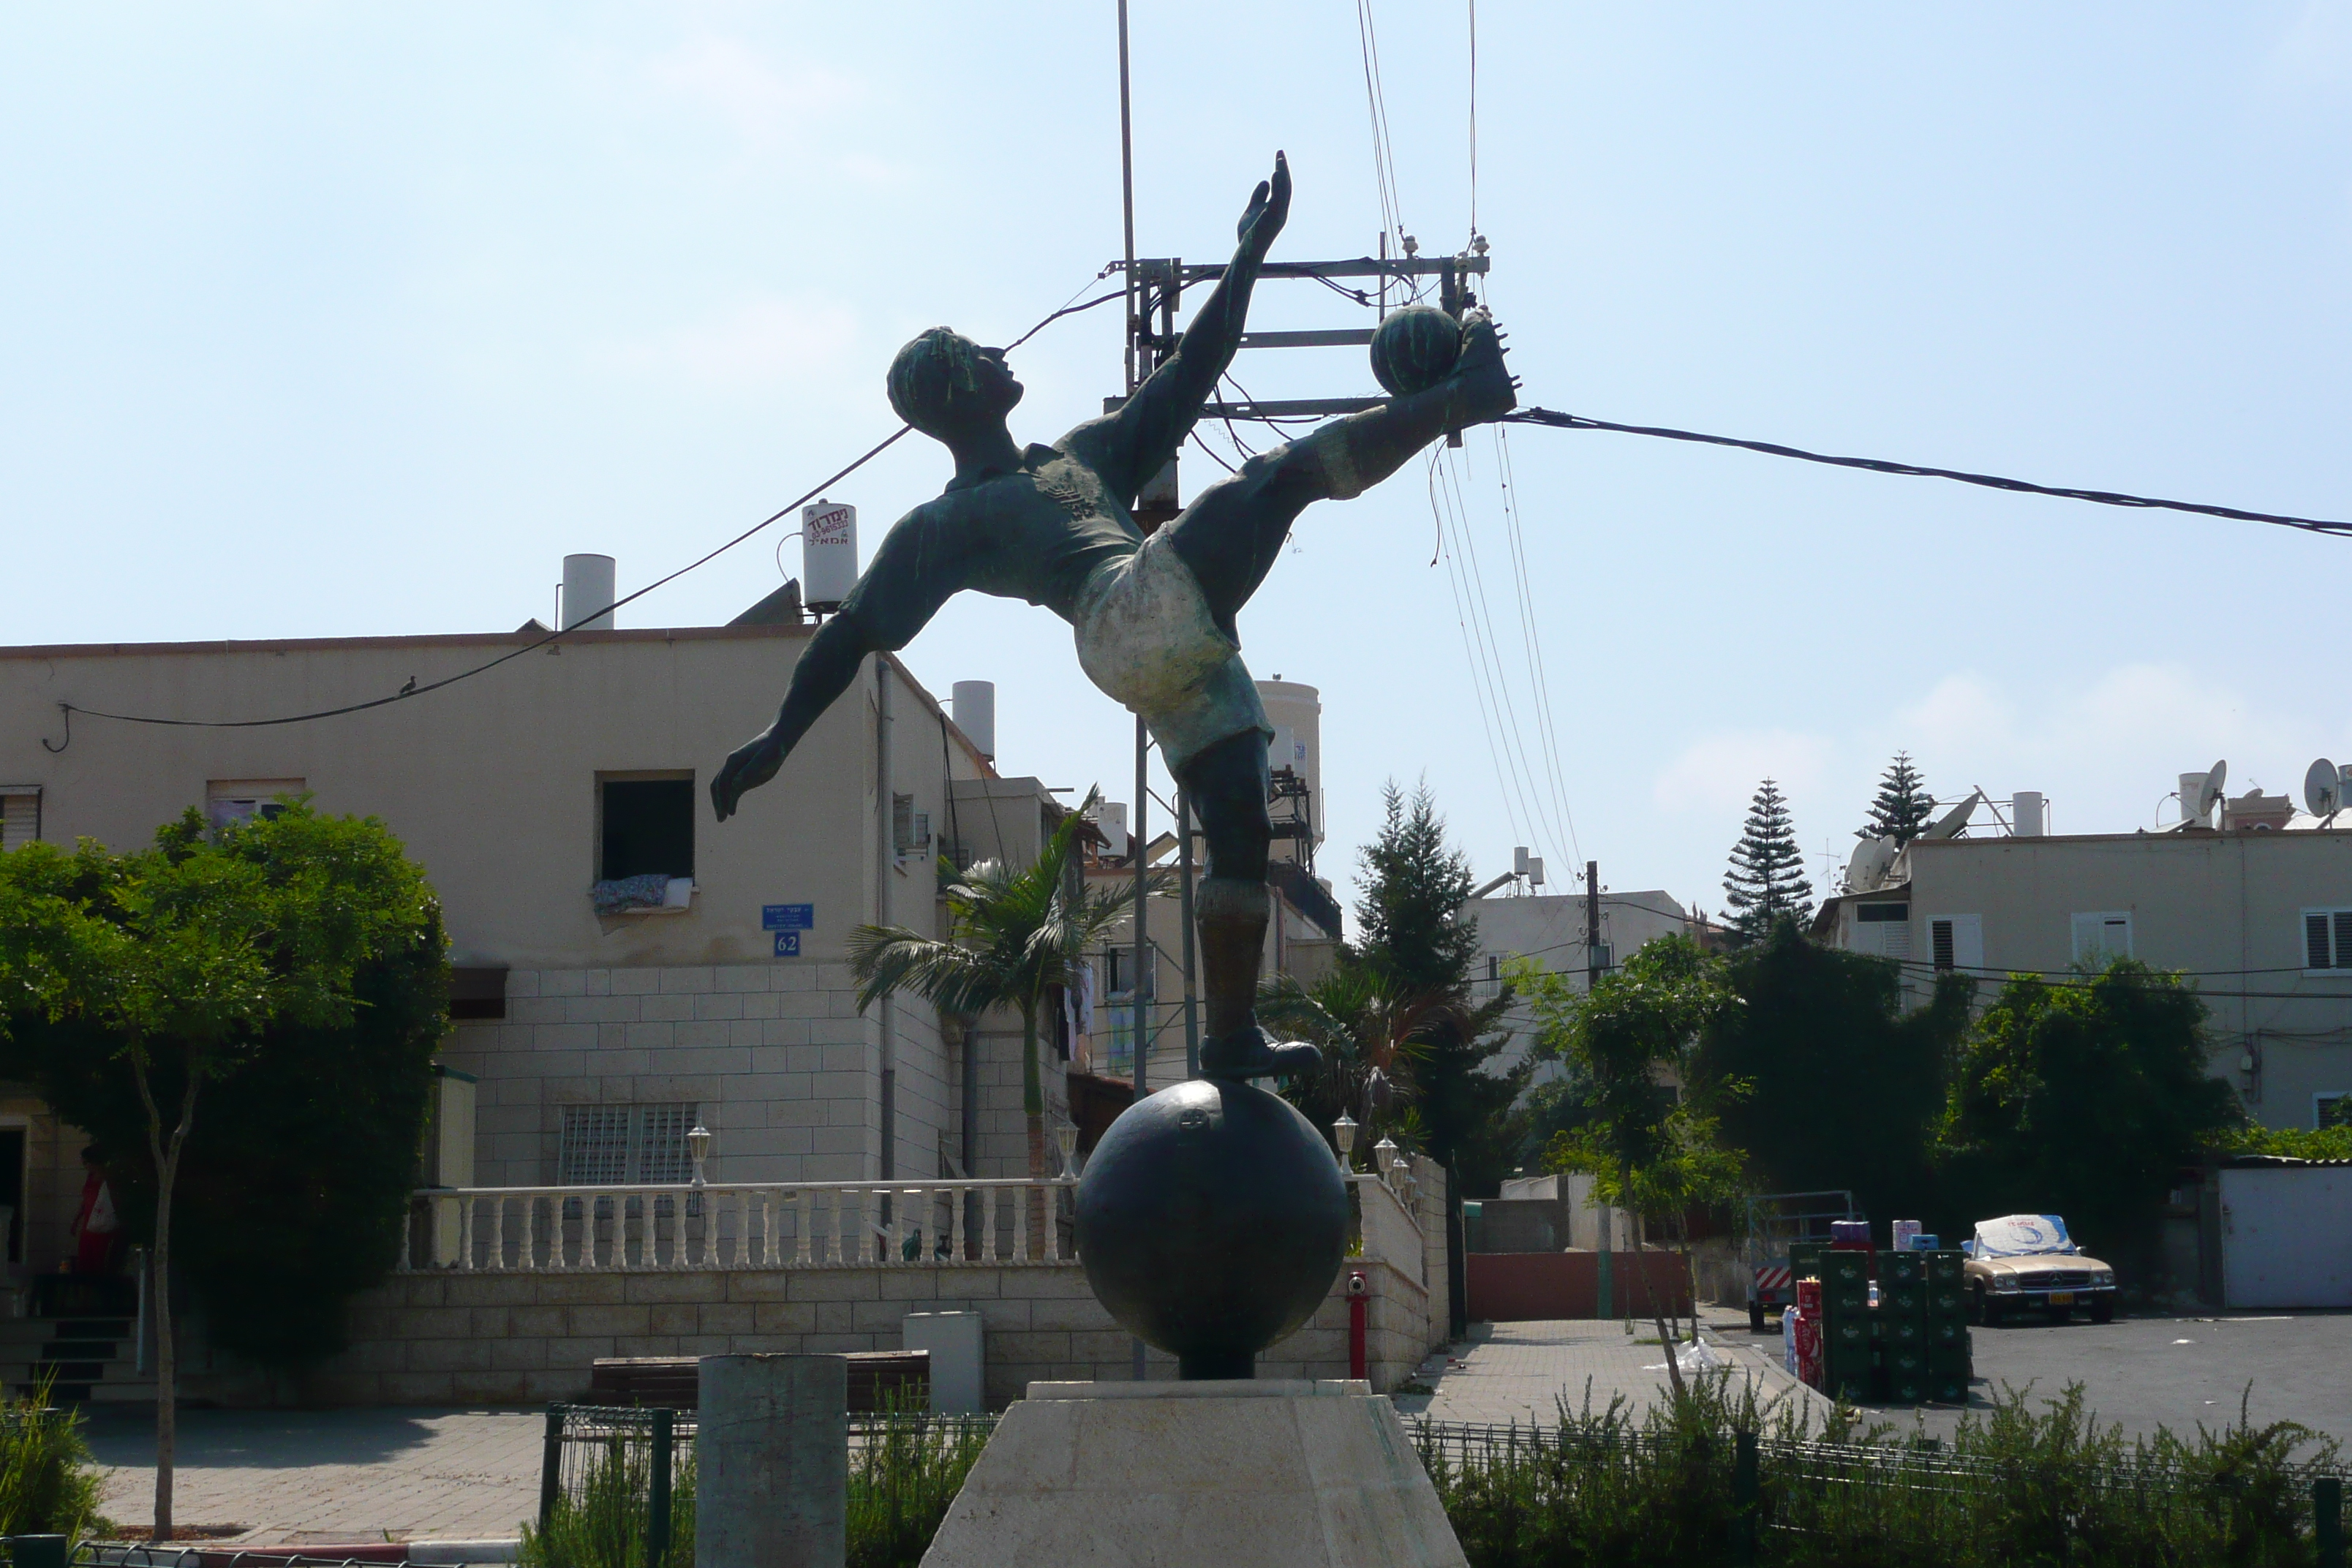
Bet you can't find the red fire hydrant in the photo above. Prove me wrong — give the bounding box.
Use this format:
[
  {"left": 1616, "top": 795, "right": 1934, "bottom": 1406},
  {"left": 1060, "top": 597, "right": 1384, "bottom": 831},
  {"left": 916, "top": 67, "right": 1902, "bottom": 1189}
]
[{"left": 1346, "top": 1270, "right": 1370, "bottom": 1381}]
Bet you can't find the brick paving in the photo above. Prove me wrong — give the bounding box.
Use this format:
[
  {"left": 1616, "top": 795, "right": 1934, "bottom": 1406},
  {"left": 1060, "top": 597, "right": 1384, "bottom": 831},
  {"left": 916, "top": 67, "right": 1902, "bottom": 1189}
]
[
  {"left": 81, "top": 1406, "right": 543, "bottom": 1546},
  {"left": 1395, "top": 1308, "right": 1828, "bottom": 1428}
]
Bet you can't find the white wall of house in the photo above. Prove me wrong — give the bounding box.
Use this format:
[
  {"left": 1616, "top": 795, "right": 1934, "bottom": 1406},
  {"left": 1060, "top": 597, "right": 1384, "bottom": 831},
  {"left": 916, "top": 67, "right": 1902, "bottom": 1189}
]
[
  {"left": 1820, "top": 829, "right": 2352, "bottom": 1130},
  {"left": 0, "top": 623, "right": 1067, "bottom": 1191},
  {"left": 1466, "top": 890, "right": 1692, "bottom": 1082}
]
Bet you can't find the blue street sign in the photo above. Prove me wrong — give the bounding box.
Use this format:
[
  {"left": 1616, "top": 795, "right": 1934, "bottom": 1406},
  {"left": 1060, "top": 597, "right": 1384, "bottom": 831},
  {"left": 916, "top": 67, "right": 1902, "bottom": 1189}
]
[
  {"left": 774, "top": 931, "right": 802, "bottom": 958},
  {"left": 761, "top": 903, "right": 815, "bottom": 932}
]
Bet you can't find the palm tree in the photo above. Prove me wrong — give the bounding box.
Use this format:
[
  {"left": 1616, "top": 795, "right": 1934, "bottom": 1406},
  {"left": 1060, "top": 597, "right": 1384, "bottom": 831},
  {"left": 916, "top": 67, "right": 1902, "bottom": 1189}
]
[
  {"left": 848, "top": 789, "right": 1145, "bottom": 1249},
  {"left": 1259, "top": 965, "right": 1467, "bottom": 1165}
]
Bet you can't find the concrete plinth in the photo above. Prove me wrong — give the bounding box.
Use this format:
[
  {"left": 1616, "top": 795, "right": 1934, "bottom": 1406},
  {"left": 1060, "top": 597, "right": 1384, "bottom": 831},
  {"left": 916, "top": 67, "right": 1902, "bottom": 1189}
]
[
  {"left": 919, "top": 1379, "right": 1467, "bottom": 1567},
  {"left": 697, "top": 1354, "right": 845, "bottom": 1568}
]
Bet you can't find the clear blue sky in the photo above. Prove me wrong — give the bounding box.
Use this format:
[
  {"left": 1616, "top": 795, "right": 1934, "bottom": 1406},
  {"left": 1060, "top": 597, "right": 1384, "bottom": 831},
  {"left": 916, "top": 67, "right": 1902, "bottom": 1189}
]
[{"left": 5, "top": 4, "right": 2348, "bottom": 922}]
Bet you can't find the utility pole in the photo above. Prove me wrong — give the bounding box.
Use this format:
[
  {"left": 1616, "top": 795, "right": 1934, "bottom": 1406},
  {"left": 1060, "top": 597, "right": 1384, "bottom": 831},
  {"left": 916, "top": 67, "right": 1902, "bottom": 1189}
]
[
  {"left": 1178, "top": 790, "right": 1201, "bottom": 1078},
  {"left": 1587, "top": 858, "right": 1610, "bottom": 1321}
]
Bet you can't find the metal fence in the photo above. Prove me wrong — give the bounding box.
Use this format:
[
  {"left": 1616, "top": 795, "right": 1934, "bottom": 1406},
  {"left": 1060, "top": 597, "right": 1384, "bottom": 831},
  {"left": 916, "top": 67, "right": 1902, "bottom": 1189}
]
[{"left": 537, "top": 1403, "right": 1001, "bottom": 1568}]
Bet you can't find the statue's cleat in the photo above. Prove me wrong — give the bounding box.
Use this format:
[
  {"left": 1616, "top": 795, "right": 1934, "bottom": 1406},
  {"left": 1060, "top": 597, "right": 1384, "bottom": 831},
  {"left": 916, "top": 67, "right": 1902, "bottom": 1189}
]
[
  {"left": 1199, "top": 1027, "right": 1324, "bottom": 1082},
  {"left": 1450, "top": 308, "right": 1518, "bottom": 423}
]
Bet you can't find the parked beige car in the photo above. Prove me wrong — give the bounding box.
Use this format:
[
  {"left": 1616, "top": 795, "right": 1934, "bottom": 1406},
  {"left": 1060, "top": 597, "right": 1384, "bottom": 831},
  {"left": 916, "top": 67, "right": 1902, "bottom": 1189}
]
[{"left": 1964, "top": 1213, "right": 2116, "bottom": 1324}]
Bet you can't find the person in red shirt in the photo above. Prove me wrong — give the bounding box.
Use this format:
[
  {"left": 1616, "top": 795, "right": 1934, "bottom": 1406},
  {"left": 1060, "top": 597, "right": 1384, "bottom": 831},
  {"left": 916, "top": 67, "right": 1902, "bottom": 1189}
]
[{"left": 69, "top": 1145, "right": 118, "bottom": 1275}]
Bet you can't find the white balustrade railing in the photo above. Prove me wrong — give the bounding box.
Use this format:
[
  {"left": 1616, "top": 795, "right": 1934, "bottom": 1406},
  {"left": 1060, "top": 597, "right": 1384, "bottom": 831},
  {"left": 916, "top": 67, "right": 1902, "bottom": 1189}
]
[{"left": 399, "top": 1179, "right": 1076, "bottom": 1274}]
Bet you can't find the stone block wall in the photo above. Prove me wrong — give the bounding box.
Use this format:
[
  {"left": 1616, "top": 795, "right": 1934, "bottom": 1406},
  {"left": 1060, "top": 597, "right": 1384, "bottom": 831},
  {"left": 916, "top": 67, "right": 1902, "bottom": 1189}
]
[
  {"left": 441, "top": 962, "right": 1039, "bottom": 1191},
  {"left": 303, "top": 1252, "right": 1437, "bottom": 1411}
]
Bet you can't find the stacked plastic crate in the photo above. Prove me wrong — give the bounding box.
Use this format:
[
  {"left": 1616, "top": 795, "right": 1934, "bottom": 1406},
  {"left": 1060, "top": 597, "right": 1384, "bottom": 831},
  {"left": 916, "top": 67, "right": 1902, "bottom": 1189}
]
[
  {"left": 1923, "top": 1248, "right": 1972, "bottom": 1402},
  {"left": 1817, "top": 1247, "right": 1875, "bottom": 1403},
  {"left": 1878, "top": 1249, "right": 1931, "bottom": 1402}
]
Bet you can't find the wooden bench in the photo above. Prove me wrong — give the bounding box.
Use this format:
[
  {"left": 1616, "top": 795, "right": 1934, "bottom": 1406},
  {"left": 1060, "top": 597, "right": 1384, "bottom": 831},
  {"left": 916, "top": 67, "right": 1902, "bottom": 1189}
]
[{"left": 588, "top": 1350, "right": 930, "bottom": 1411}]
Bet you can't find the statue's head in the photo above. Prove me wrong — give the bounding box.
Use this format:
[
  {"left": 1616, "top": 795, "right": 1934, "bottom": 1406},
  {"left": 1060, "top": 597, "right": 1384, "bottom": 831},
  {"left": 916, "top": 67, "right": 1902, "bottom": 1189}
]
[{"left": 886, "top": 327, "right": 1022, "bottom": 440}]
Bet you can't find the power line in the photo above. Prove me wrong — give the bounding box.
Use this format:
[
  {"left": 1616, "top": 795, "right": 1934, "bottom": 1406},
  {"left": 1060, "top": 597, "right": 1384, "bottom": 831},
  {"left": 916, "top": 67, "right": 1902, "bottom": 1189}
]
[
  {"left": 49, "top": 285, "right": 1130, "bottom": 734},
  {"left": 1428, "top": 451, "right": 1533, "bottom": 854},
  {"left": 1506, "top": 407, "right": 2352, "bottom": 539},
  {"left": 1492, "top": 423, "right": 1583, "bottom": 867},
  {"left": 1439, "top": 445, "right": 1572, "bottom": 869}
]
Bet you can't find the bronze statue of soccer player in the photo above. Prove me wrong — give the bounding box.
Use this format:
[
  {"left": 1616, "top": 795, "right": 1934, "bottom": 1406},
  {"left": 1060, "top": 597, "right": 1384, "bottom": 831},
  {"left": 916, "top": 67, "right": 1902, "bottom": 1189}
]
[{"left": 712, "top": 153, "right": 1515, "bottom": 1081}]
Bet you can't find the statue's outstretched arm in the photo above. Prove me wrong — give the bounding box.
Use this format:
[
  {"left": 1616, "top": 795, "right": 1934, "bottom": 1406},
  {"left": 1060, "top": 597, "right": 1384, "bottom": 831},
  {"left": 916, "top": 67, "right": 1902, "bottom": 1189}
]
[
  {"left": 712, "top": 509, "right": 966, "bottom": 821},
  {"left": 1083, "top": 152, "right": 1289, "bottom": 501}
]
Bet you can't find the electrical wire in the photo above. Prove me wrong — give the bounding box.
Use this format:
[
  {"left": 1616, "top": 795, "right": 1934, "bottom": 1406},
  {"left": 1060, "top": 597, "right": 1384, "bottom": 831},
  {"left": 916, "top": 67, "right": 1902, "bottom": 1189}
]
[
  {"left": 54, "top": 284, "right": 1131, "bottom": 733},
  {"left": 1492, "top": 424, "right": 1583, "bottom": 867},
  {"left": 1354, "top": 0, "right": 1406, "bottom": 258},
  {"left": 1507, "top": 407, "right": 2352, "bottom": 539},
  {"left": 1428, "top": 453, "right": 1531, "bottom": 854},
  {"left": 1439, "top": 445, "right": 1574, "bottom": 868}
]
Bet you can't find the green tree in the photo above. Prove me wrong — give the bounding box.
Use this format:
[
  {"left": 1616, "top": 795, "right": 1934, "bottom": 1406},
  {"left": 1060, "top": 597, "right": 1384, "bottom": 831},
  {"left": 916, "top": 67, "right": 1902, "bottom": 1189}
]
[
  {"left": 1259, "top": 966, "right": 1465, "bottom": 1161},
  {"left": 0, "top": 804, "right": 444, "bottom": 1540},
  {"left": 1858, "top": 752, "right": 1937, "bottom": 845},
  {"left": 1351, "top": 783, "right": 1526, "bottom": 1196},
  {"left": 1520, "top": 936, "right": 1745, "bottom": 1349},
  {"left": 1692, "top": 921, "right": 1972, "bottom": 1226},
  {"left": 848, "top": 791, "right": 1143, "bottom": 1242},
  {"left": 1938, "top": 959, "right": 2244, "bottom": 1275},
  {"left": 1722, "top": 780, "right": 1813, "bottom": 939}
]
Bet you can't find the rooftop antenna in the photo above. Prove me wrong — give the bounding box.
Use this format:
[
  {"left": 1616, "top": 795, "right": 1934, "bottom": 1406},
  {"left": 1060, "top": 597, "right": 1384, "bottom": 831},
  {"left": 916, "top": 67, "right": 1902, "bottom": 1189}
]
[
  {"left": 2305, "top": 758, "right": 2341, "bottom": 826},
  {"left": 1846, "top": 836, "right": 1897, "bottom": 894},
  {"left": 2194, "top": 759, "right": 2227, "bottom": 828},
  {"left": 1919, "top": 790, "right": 1982, "bottom": 842}
]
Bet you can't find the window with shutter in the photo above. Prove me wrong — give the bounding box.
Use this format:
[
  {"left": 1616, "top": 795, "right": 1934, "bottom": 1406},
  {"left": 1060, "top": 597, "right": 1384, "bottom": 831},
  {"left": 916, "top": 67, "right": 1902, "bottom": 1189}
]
[
  {"left": 206, "top": 779, "right": 305, "bottom": 831},
  {"left": 2299, "top": 909, "right": 2352, "bottom": 971},
  {"left": 1932, "top": 920, "right": 1953, "bottom": 970},
  {"left": 2071, "top": 911, "right": 2133, "bottom": 963},
  {"left": 0, "top": 789, "right": 38, "bottom": 851}
]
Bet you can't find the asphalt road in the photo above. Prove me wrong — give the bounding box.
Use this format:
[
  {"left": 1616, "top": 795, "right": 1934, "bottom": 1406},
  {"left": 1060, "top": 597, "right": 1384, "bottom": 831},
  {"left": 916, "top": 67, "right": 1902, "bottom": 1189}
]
[{"left": 1859, "top": 1309, "right": 2352, "bottom": 1450}]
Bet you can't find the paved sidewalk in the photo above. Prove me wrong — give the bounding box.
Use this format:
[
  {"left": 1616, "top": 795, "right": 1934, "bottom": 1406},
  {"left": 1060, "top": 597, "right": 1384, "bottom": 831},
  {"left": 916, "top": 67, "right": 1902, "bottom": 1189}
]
[
  {"left": 1394, "top": 1309, "right": 1827, "bottom": 1428},
  {"left": 82, "top": 1407, "right": 543, "bottom": 1546}
]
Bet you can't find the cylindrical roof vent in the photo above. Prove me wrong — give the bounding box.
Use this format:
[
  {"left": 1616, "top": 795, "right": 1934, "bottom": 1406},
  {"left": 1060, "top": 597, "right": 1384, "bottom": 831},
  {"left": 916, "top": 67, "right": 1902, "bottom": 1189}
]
[
  {"left": 803, "top": 501, "right": 859, "bottom": 610},
  {"left": 561, "top": 554, "right": 617, "bottom": 630},
  {"left": 951, "top": 680, "right": 996, "bottom": 761}
]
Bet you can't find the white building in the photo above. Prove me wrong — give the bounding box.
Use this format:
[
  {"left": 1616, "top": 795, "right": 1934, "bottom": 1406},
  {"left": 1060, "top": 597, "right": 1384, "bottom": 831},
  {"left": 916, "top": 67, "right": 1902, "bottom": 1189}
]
[
  {"left": 1465, "top": 871, "right": 1694, "bottom": 1082},
  {"left": 1814, "top": 778, "right": 2352, "bottom": 1131},
  {"left": 0, "top": 580, "right": 1085, "bottom": 1273}
]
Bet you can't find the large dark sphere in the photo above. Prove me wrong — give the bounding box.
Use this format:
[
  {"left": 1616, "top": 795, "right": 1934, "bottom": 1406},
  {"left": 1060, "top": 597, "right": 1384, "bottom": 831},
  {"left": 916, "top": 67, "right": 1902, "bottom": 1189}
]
[
  {"left": 1076, "top": 1078, "right": 1348, "bottom": 1379},
  {"left": 1369, "top": 304, "right": 1462, "bottom": 396}
]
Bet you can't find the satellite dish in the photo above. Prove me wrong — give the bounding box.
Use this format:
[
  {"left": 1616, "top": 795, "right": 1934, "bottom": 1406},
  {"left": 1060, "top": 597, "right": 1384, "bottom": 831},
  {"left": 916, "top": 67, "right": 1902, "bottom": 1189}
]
[
  {"left": 2309, "top": 758, "right": 2342, "bottom": 820},
  {"left": 1847, "top": 837, "right": 1896, "bottom": 894},
  {"left": 2195, "top": 760, "right": 2227, "bottom": 826},
  {"left": 1921, "top": 790, "right": 1982, "bottom": 841}
]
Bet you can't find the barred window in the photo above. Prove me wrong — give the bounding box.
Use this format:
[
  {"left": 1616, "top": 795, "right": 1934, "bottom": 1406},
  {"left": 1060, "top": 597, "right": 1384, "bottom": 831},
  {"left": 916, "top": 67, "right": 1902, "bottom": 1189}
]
[{"left": 559, "top": 1103, "right": 698, "bottom": 1185}]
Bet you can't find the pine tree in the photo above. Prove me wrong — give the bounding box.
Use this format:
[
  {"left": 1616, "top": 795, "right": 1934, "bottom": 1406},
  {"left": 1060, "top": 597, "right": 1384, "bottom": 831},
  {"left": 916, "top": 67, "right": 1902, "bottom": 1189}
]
[
  {"left": 1349, "top": 782, "right": 1528, "bottom": 1194},
  {"left": 1723, "top": 777, "right": 1814, "bottom": 939},
  {"left": 1859, "top": 751, "right": 1936, "bottom": 845}
]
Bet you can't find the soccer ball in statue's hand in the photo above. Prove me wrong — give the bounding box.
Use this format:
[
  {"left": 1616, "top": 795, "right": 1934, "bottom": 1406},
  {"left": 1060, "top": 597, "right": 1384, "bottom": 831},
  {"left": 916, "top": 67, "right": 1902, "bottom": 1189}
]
[{"left": 1368, "top": 304, "right": 1463, "bottom": 397}]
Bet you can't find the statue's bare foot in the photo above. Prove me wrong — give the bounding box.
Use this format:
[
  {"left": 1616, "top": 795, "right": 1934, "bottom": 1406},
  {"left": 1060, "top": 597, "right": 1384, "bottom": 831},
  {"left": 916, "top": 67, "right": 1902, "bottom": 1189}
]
[
  {"left": 1451, "top": 308, "right": 1518, "bottom": 424},
  {"left": 1199, "top": 1026, "right": 1322, "bottom": 1082}
]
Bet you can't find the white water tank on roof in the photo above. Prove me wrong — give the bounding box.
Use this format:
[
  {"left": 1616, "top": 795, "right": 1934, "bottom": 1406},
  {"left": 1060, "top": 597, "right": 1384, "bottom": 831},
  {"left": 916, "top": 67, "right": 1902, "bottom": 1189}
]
[
  {"left": 2012, "top": 791, "right": 2043, "bottom": 837},
  {"left": 951, "top": 681, "right": 996, "bottom": 763},
  {"left": 1256, "top": 679, "right": 1323, "bottom": 845},
  {"left": 1089, "top": 802, "right": 1129, "bottom": 859},
  {"left": 803, "top": 500, "right": 859, "bottom": 609},
  {"left": 561, "top": 554, "right": 617, "bottom": 630}
]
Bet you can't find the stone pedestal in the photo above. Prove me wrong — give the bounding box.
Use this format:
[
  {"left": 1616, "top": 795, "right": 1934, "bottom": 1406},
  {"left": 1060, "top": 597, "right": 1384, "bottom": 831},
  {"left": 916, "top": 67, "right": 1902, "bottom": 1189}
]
[
  {"left": 919, "top": 1379, "right": 1467, "bottom": 1567},
  {"left": 697, "top": 1354, "right": 845, "bottom": 1568}
]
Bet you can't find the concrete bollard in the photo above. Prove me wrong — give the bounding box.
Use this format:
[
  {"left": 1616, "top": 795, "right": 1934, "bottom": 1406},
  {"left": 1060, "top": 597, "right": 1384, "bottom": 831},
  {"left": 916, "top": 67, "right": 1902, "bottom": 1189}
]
[{"left": 697, "top": 1354, "right": 847, "bottom": 1568}]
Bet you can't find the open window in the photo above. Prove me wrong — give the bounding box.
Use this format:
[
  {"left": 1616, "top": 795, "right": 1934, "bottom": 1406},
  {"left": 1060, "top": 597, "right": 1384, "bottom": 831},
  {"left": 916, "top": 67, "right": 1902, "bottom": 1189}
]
[
  {"left": 599, "top": 775, "right": 695, "bottom": 881},
  {"left": 207, "top": 778, "right": 305, "bottom": 831}
]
